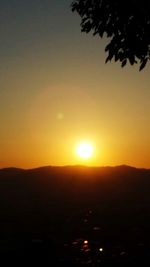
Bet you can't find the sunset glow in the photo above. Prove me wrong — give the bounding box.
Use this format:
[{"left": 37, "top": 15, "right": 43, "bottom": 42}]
[{"left": 0, "top": 0, "right": 150, "bottom": 169}]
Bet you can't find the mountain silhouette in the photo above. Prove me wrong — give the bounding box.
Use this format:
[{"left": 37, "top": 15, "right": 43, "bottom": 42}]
[{"left": 0, "top": 165, "right": 150, "bottom": 235}]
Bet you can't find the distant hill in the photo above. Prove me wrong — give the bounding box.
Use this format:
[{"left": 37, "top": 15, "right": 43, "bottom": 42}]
[{"left": 0, "top": 165, "right": 150, "bottom": 239}]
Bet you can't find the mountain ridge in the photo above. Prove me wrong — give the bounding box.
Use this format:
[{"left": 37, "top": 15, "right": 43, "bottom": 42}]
[
  {"left": 0, "top": 164, "right": 150, "bottom": 172},
  {"left": 0, "top": 163, "right": 150, "bottom": 239}
]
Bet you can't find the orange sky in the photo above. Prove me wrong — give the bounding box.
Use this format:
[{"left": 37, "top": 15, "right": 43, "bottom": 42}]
[{"left": 0, "top": 0, "right": 150, "bottom": 169}]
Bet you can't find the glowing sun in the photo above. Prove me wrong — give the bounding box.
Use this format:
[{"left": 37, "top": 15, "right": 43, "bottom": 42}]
[{"left": 76, "top": 142, "right": 93, "bottom": 159}]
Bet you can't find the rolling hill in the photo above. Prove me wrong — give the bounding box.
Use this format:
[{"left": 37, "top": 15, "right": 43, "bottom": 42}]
[{"left": 0, "top": 165, "right": 150, "bottom": 238}]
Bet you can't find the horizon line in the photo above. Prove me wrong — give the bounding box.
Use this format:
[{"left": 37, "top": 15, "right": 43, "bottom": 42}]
[{"left": 0, "top": 164, "right": 150, "bottom": 171}]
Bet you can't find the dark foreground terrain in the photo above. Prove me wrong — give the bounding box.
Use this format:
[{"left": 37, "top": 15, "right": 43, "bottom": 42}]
[{"left": 0, "top": 165, "right": 150, "bottom": 266}]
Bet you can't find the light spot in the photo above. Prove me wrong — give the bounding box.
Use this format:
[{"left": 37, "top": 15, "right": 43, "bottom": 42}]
[
  {"left": 76, "top": 142, "right": 93, "bottom": 159},
  {"left": 57, "top": 112, "right": 64, "bottom": 120}
]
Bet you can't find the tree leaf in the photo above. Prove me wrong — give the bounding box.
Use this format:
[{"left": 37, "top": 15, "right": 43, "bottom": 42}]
[
  {"left": 139, "top": 58, "right": 148, "bottom": 71},
  {"left": 121, "top": 59, "right": 127, "bottom": 67}
]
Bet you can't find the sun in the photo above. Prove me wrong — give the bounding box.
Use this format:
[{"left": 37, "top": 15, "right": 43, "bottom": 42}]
[{"left": 76, "top": 142, "right": 93, "bottom": 159}]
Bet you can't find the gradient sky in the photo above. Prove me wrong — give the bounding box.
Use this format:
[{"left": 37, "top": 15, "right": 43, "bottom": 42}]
[{"left": 0, "top": 0, "right": 150, "bottom": 169}]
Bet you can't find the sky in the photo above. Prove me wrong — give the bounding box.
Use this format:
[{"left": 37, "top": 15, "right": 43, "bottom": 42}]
[{"left": 0, "top": 0, "right": 150, "bottom": 169}]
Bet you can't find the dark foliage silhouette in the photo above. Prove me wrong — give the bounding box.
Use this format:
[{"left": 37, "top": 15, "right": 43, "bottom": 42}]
[{"left": 71, "top": 0, "right": 150, "bottom": 70}]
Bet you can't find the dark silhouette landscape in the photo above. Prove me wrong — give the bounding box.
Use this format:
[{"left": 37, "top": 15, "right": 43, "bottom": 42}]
[
  {"left": 0, "top": 165, "right": 150, "bottom": 266},
  {"left": 1, "top": 1, "right": 150, "bottom": 266}
]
